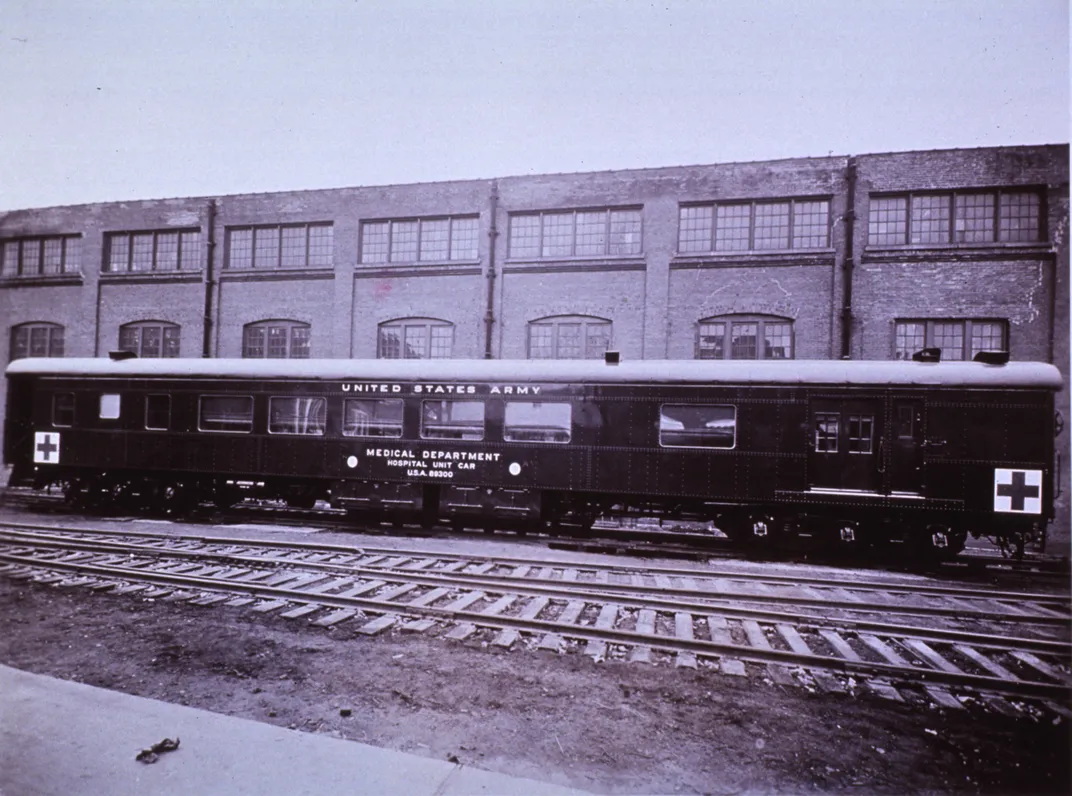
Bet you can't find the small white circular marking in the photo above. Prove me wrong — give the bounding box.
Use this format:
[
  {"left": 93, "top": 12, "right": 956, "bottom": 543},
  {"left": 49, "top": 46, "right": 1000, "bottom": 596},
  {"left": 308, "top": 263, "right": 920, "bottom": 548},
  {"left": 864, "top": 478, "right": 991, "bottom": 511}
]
[
  {"left": 346, "top": 455, "right": 358, "bottom": 469},
  {"left": 508, "top": 462, "right": 521, "bottom": 476}
]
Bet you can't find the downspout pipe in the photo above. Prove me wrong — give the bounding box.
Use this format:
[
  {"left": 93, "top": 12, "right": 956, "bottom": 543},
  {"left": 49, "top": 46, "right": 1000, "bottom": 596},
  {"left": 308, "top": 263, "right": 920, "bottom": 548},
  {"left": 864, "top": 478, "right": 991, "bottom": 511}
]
[
  {"left": 483, "top": 181, "right": 499, "bottom": 359},
  {"left": 840, "top": 157, "right": 857, "bottom": 359},
  {"left": 202, "top": 199, "right": 217, "bottom": 358}
]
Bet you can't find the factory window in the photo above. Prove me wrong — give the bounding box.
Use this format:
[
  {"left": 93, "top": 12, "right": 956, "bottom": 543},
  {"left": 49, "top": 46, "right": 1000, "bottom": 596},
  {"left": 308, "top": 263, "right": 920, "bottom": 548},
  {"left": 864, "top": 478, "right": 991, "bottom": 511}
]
[
  {"left": 867, "top": 190, "right": 1043, "bottom": 245},
  {"left": 507, "top": 208, "right": 642, "bottom": 259},
  {"left": 377, "top": 318, "right": 454, "bottom": 359},
  {"left": 360, "top": 216, "right": 479, "bottom": 263},
  {"left": 528, "top": 316, "right": 612, "bottom": 359},
  {"left": 118, "top": 321, "right": 180, "bottom": 358},
  {"left": 225, "top": 223, "right": 334, "bottom": 269},
  {"left": 199, "top": 395, "right": 254, "bottom": 433},
  {"left": 894, "top": 319, "right": 1008, "bottom": 361},
  {"left": 504, "top": 402, "right": 572, "bottom": 444},
  {"left": 104, "top": 230, "right": 200, "bottom": 272},
  {"left": 659, "top": 404, "right": 736, "bottom": 449},
  {"left": 421, "top": 400, "right": 485, "bottom": 440},
  {"left": 53, "top": 393, "right": 76, "bottom": 427},
  {"left": 696, "top": 315, "right": 793, "bottom": 359},
  {"left": 145, "top": 394, "right": 171, "bottom": 431},
  {"left": 242, "top": 320, "right": 311, "bottom": 359},
  {"left": 343, "top": 398, "right": 404, "bottom": 438},
  {"left": 9, "top": 322, "right": 65, "bottom": 360},
  {"left": 1, "top": 235, "right": 82, "bottom": 277},
  {"left": 268, "top": 397, "right": 327, "bottom": 435},
  {"left": 678, "top": 199, "right": 829, "bottom": 254}
]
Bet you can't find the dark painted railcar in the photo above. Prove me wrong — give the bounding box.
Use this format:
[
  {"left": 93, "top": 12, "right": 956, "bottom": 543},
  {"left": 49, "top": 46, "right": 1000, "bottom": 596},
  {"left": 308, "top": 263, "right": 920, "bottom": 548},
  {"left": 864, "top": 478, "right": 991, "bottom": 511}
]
[{"left": 3, "top": 356, "right": 1063, "bottom": 556}]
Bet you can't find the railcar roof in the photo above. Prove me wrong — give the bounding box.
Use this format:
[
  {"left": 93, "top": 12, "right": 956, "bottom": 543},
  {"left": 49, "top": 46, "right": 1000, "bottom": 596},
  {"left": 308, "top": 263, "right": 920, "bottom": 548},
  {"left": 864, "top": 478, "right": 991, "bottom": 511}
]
[{"left": 5, "top": 357, "right": 1064, "bottom": 389}]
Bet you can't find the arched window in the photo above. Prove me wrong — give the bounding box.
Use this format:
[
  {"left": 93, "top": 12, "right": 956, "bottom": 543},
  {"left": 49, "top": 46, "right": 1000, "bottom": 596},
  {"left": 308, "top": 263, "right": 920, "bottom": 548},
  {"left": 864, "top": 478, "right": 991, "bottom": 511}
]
[
  {"left": 696, "top": 315, "right": 794, "bottom": 360},
  {"left": 10, "top": 322, "right": 64, "bottom": 360},
  {"left": 377, "top": 318, "right": 454, "bottom": 359},
  {"left": 528, "top": 315, "right": 612, "bottom": 359},
  {"left": 119, "top": 321, "right": 180, "bottom": 358},
  {"left": 242, "top": 320, "right": 310, "bottom": 359}
]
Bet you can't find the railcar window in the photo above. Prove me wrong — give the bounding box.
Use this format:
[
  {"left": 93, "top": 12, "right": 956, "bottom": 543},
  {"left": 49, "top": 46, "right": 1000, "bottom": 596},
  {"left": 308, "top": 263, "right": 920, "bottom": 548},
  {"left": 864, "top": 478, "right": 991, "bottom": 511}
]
[
  {"left": 145, "top": 394, "right": 171, "bottom": 431},
  {"left": 268, "top": 397, "right": 326, "bottom": 435},
  {"left": 52, "top": 393, "right": 75, "bottom": 427},
  {"left": 199, "top": 395, "right": 253, "bottom": 433},
  {"left": 896, "top": 406, "right": 914, "bottom": 439},
  {"left": 659, "top": 404, "right": 736, "bottom": 449},
  {"left": 815, "top": 413, "right": 839, "bottom": 453},
  {"left": 99, "top": 394, "right": 121, "bottom": 420},
  {"left": 504, "top": 401, "right": 572, "bottom": 443},
  {"left": 421, "top": 400, "right": 485, "bottom": 441},
  {"left": 847, "top": 415, "right": 874, "bottom": 454},
  {"left": 343, "top": 398, "right": 404, "bottom": 438}
]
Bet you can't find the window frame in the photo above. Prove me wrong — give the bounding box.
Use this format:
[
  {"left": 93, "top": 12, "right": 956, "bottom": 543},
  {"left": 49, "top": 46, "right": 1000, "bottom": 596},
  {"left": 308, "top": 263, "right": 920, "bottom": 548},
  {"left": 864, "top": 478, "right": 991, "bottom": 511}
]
[
  {"left": 503, "top": 401, "right": 572, "bottom": 444},
  {"left": 145, "top": 394, "right": 171, "bottom": 431},
  {"left": 696, "top": 315, "right": 794, "bottom": 360},
  {"left": 342, "top": 398, "right": 405, "bottom": 438},
  {"left": 104, "top": 229, "right": 200, "bottom": 273},
  {"left": 119, "top": 321, "right": 181, "bottom": 358},
  {"left": 377, "top": 318, "right": 454, "bottom": 359},
  {"left": 198, "top": 395, "right": 254, "bottom": 433},
  {"left": 224, "top": 222, "right": 334, "bottom": 269},
  {"left": 420, "top": 399, "right": 486, "bottom": 441},
  {"left": 242, "top": 320, "right": 311, "bottom": 359},
  {"left": 507, "top": 207, "right": 643, "bottom": 259},
  {"left": 359, "top": 216, "right": 480, "bottom": 264},
  {"left": 867, "top": 189, "right": 1044, "bottom": 246},
  {"left": 658, "top": 404, "right": 737, "bottom": 450},
  {"left": 267, "top": 396, "right": 327, "bottom": 436},
  {"left": 0, "top": 235, "right": 82, "bottom": 277},
  {"left": 893, "top": 319, "right": 1009, "bottom": 361},
  {"left": 10, "top": 322, "right": 65, "bottom": 360},
  {"left": 527, "top": 315, "right": 612, "bottom": 360},
  {"left": 52, "top": 393, "right": 76, "bottom": 427},
  {"left": 677, "top": 198, "right": 831, "bottom": 254}
]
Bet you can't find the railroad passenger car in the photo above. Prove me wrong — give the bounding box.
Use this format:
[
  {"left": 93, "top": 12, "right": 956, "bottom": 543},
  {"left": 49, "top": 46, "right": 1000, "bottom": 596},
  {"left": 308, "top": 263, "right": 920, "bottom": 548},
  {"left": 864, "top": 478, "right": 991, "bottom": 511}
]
[{"left": 3, "top": 355, "right": 1063, "bottom": 557}]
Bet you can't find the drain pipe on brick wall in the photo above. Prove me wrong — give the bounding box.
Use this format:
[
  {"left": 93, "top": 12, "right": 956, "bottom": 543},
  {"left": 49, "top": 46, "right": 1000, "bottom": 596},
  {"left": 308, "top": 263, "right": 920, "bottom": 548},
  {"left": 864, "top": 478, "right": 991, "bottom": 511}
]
[
  {"left": 484, "top": 181, "right": 499, "bottom": 359},
  {"left": 202, "top": 199, "right": 217, "bottom": 358},
  {"left": 840, "top": 158, "right": 857, "bottom": 359}
]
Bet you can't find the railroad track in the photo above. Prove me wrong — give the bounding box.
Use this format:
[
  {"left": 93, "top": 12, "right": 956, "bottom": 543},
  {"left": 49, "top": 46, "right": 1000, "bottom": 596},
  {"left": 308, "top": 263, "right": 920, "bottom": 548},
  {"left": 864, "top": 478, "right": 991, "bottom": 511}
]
[{"left": 1, "top": 521, "right": 1069, "bottom": 720}]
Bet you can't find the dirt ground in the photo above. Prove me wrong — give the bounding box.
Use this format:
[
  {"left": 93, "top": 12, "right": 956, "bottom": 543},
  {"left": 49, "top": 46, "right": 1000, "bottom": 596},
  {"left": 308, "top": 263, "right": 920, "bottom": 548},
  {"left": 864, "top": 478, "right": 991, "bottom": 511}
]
[{"left": 0, "top": 575, "right": 1069, "bottom": 795}]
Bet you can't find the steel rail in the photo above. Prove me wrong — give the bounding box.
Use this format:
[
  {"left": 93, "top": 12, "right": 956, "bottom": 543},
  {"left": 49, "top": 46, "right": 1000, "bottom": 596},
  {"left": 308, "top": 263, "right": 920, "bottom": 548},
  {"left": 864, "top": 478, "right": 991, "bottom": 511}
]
[{"left": 2, "top": 551, "right": 1068, "bottom": 702}]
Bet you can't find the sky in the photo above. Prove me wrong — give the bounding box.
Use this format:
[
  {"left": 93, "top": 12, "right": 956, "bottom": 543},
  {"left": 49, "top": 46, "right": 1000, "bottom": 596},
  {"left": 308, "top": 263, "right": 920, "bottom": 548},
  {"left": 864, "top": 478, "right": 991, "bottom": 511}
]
[{"left": 0, "top": 0, "right": 1068, "bottom": 211}]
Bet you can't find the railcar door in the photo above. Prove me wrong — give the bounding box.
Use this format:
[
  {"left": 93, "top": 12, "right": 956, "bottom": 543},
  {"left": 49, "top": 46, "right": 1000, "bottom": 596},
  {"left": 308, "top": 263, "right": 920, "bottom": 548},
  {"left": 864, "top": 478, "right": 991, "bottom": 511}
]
[
  {"left": 808, "top": 398, "right": 883, "bottom": 492},
  {"left": 888, "top": 399, "right": 924, "bottom": 494}
]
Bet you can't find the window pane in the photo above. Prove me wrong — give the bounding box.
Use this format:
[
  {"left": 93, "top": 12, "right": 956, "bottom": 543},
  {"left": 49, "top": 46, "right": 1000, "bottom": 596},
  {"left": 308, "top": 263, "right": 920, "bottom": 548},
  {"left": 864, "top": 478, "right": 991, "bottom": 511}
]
[
  {"left": 99, "top": 393, "right": 121, "bottom": 419},
  {"left": 815, "top": 413, "right": 839, "bottom": 453},
  {"left": 11, "top": 327, "right": 29, "bottom": 359},
  {"left": 508, "top": 215, "right": 541, "bottom": 258},
  {"left": 266, "top": 326, "right": 289, "bottom": 358},
  {"left": 179, "top": 231, "right": 200, "bottom": 269},
  {"left": 378, "top": 327, "right": 401, "bottom": 359},
  {"left": 390, "top": 221, "right": 419, "bottom": 262},
  {"left": 119, "top": 326, "right": 139, "bottom": 354},
  {"left": 419, "top": 219, "right": 450, "bottom": 261},
  {"left": 999, "top": 192, "right": 1041, "bottom": 242},
  {"left": 290, "top": 325, "right": 310, "bottom": 359},
  {"left": 556, "top": 323, "right": 582, "bottom": 359},
  {"left": 763, "top": 322, "right": 792, "bottom": 359},
  {"left": 608, "top": 209, "right": 642, "bottom": 255},
  {"left": 429, "top": 325, "right": 453, "bottom": 358},
  {"left": 199, "top": 396, "right": 253, "bottom": 432},
  {"left": 542, "top": 213, "right": 574, "bottom": 257},
  {"left": 131, "top": 233, "right": 154, "bottom": 271},
  {"left": 715, "top": 204, "right": 750, "bottom": 251},
  {"left": 697, "top": 322, "right": 725, "bottom": 359},
  {"left": 528, "top": 324, "right": 554, "bottom": 359},
  {"left": 585, "top": 322, "right": 611, "bottom": 359},
  {"left": 847, "top": 415, "right": 874, "bottom": 453},
  {"left": 21, "top": 240, "right": 40, "bottom": 274},
  {"left": 730, "top": 322, "right": 758, "bottom": 359},
  {"left": 254, "top": 227, "right": 280, "bottom": 268},
  {"left": 932, "top": 321, "right": 965, "bottom": 360},
  {"left": 1, "top": 241, "right": 19, "bottom": 275},
  {"left": 280, "top": 226, "right": 307, "bottom": 268},
  {"left": 228, "top": 229, "right": 253, "bottom": 269},
  {"left": 894, "top": 322, "right": 926, "bottom": 360},
  {"left": 404, "top": 324, "right": 428, "bottom": 358},
  {"left": 792, "top": 200, "right": 829, "bottom": 248},
  {"left": 49, "top": 327, "right": 64, "bottom": 357},
  {"left": 162, "top": 326, "right": 180, "bottom": 358},
  {"left": 145, "top": 394, "right": 170, "bottom": 430},
  {"left": 574, "top": 211, "right": 606, "bottom": 256},
  {"left": 911, "top": 194, "right": 950, "bottom": 244},
  {"left": 29, "top": 326, "right": 48, "bottom": 356},
  {"left": 156, "top": 233, "right": 179, "bottom": 270},
  {"left": 868, "top": 197, "right": 907, "bottom": 245},
  {"left": 269, "top": 396, "right": 326, "bottom": 435},
  {"left": 954, "top": 194, "right": 994, "bottom": 243},
  {"left": 141, "top": 326, "right": 162, "bottom": 357},
  {"left": 42, "top": 239, "right": 63, "bottom": 274},
  {"left": 660, "top": 404, "right": 736, "bottom": 448},
  {"left": 307, "top": 225, "right": 333, "bottom": 267},
  {"left": 243, "top": 326, "right": 265, "bottom": 358},
  {"left": 343, "top": 398, "right": 404, "bottom": 437},
  {"left": 970, "top": 321, "right": 1006, "bottom": 358},
  {"left": 108, "top": 235, "right": 129, "bottom": 272},
  {"left": 361, "top": 222, "right": 389, "bottom": 263},
  {"left": 421, "top": 400, "right": 485, "bottom": 440},
  {"left": 504, "top": 401, "right": 572, "bottom": 443},
  {"left": 450, "top": 217, "right": 479, "bottom": 260},
  {"left": 753, "top": 203, "right": 790, "bottom": 250}
]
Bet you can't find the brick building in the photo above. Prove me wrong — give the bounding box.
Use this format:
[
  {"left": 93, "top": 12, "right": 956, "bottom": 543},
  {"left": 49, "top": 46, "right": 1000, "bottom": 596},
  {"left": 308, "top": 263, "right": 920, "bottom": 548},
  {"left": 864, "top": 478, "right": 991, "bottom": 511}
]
[{"left": 2, "top": 143, "right": 1068, "bottom": 544}]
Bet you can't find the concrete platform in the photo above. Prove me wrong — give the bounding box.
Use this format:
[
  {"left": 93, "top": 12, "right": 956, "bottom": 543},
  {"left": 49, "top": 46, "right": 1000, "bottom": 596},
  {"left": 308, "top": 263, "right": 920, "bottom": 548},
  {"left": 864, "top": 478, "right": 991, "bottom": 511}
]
[{"left": 0, "top": 664, "right": 589, "bottom": 795}]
